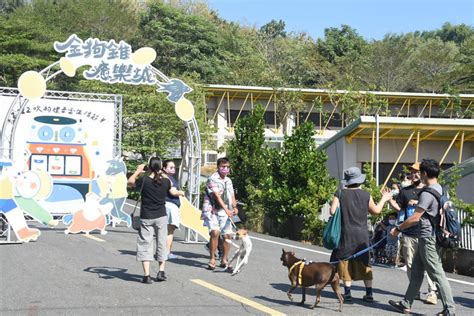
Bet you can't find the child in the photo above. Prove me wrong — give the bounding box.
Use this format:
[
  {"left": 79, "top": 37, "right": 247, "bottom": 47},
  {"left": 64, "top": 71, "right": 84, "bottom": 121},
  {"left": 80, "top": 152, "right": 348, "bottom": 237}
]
[
  {"left": 385, "top": 212, "right": 399, "bottom": 266},
  {"left": 372, "top": 218, "right": 388, "bottom": 264}
]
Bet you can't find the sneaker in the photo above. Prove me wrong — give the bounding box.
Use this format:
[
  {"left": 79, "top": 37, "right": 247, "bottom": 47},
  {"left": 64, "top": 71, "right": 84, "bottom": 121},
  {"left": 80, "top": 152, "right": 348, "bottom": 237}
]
[
  {"left": 425, "top": 292, "right": 438, "bottom": 305},
  {"left": 142, "top": 275, "right": 152, "bottom": 284},
  {"left": 363, "top": 295, "right": 374, "bottom": 303},
  {"left": 168, "top": 253, "right": 179, "bottom": 260},
  {"left": 388, "top": 300, "right": 410, "bottom": 314},
  {"left": 156, "top": 271, "right": 167, "bottom": 282}
]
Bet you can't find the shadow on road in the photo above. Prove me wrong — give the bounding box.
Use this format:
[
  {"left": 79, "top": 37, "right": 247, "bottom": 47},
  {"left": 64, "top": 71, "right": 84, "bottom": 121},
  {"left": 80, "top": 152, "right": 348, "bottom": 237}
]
[
  {"left": 165, "top": 252, "right": 208, "bottom": 269},
  {"left": 269, "top": 282, "right": 404, "bottom": 313},
  {"left": 172, "top": 251, "right": 209, "bottom": 259},
  {"left": 254, "top": 295, "right": 339, "bottom": 313},
  {"left": 454, "top": 294, "right": 474, "bottom": 308},
  {"left": 118, "top": 249, "right": 136, "bottom": 256},
  {"left": 83, "top": 266, "right": 142, "bottom": 282}
]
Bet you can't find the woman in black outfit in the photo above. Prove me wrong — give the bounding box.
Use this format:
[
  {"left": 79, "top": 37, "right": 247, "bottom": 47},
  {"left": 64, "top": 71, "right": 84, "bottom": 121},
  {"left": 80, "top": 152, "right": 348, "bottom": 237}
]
[
  {"left": 329, "top": 167, "right": 392, "bottom": 302},
  {"left": 128, "top": 157, "right": 184, "bottom": 284}
]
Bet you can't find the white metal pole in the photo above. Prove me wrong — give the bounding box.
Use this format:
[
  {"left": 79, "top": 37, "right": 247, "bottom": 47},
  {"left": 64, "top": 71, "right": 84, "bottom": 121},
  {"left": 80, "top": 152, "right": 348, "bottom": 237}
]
[{"left": 375, "top": 114, "right": 380, "bottom": 186}]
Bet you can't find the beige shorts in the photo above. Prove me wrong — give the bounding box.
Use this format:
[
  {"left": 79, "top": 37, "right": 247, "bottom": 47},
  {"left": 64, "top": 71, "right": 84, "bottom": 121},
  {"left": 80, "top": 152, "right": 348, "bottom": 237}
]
[{"left": 337, "top": 259, "right": 373, "bottom": 281}]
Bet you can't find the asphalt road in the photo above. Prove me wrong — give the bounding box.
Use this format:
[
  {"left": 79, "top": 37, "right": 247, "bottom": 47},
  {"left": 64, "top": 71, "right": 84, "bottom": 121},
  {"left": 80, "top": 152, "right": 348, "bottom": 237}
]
[{"left": 1, "top": 202, "right": 473, "bottom": 315}]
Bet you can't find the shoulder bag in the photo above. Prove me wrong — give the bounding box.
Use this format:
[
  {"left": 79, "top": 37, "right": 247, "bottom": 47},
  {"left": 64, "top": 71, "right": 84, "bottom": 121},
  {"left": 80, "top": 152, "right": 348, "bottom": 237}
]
[{"left": 322, "top": 190, "right": 342, "bottom": 250}]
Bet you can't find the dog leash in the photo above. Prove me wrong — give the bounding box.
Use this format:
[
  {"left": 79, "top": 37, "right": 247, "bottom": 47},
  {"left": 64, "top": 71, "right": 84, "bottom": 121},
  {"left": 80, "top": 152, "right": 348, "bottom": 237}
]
[{"left": 329, "top": 235, "right": 388, "bottom": 264}]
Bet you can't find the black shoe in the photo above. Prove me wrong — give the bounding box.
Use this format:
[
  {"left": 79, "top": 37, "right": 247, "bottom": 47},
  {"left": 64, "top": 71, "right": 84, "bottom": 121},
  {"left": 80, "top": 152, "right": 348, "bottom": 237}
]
[
  {"left": 142, "top": 275, "right": 152, "bottom": 284},
  {"left": 344, "top": 294, "right": 353, "bottom": 302},
  {"left": 156, "top": 271, "right": 167, "bottom": 282},
  {"left": 388, "top": 300, "right": 410, "bottom": 314},
  {"left": 436, "top": 309, "right": 455, "bottom": 316},
  {"left": 363, "top": 295, "right": 374, "bottom": 303}
]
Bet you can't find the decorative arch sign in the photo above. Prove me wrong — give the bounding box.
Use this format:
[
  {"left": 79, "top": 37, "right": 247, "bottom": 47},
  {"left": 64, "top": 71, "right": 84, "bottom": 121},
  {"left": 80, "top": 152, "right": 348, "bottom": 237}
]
[{"left": 0, "top": 35, "right": 202, "bottom": 242}]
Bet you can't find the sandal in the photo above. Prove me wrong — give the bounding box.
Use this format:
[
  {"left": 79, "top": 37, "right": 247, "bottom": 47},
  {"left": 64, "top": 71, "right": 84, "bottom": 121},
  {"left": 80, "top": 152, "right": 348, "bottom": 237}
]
[
  {"left": 207, "top": 262, "right": 216, "bottom": 270},
  {"left": 219, "top": 262, "right": 229, "bottom": 268}
]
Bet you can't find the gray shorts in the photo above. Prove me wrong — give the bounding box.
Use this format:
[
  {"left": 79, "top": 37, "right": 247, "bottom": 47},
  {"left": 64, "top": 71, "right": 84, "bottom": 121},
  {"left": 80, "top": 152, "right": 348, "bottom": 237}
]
[
  {"left": 203, "top": 211, "right": 233, "bottom": 235},
  {"left": 136, "top": 216, "right": 168, "bottom": 262}
]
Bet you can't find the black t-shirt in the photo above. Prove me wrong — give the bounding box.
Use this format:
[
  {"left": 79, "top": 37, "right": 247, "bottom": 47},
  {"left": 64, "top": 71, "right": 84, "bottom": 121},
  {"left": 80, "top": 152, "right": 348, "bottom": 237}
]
[
  {"left": 396, "top": 184, "right": 423, "bottom": 236},
  {"left": 136, "top": 176, "right": 171, "bottom": 219}
]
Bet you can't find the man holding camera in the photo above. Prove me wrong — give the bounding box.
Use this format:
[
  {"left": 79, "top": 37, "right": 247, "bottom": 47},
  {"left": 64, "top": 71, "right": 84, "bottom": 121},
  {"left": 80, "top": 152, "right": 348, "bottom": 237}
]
[{"left": 389, "top": 159, "right": 455, "bottom": 315}]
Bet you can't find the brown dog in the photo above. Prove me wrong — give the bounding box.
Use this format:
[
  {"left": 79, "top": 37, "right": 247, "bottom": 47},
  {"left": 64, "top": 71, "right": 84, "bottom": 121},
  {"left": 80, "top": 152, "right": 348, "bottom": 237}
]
[{"left": 280, "top": 249, "right": 343, "bottom": 312}]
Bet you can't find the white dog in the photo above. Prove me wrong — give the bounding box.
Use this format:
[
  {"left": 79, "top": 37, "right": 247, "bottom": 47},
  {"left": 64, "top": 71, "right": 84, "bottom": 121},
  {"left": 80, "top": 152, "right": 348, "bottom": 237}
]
[{"left": 225, "top": 229, "right": 252, "bottom": 276}]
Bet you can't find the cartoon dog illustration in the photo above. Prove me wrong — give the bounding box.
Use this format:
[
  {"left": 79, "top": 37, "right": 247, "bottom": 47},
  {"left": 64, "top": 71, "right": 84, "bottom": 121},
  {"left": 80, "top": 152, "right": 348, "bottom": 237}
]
[
  {"left": 14, "top": 170, "right": 58, "bottom": 227},
  {"left": 95, "top": 158, "right": 130, "bottom": 227},
  {"left": 0, "top": 161, "right": 40, "bottom": 242},
  {"left": 63, "top": 192, "right": 113, "bottom": 235}
]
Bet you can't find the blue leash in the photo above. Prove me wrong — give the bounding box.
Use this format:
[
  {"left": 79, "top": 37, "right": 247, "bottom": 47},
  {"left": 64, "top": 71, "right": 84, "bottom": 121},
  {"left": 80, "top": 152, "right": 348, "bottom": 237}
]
[{"left": 329, "top": 235, "right": 388, "bottom": 264}]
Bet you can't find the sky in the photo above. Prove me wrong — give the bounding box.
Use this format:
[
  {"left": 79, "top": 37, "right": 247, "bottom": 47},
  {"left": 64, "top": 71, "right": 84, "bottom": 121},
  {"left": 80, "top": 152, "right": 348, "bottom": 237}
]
[{"left": 206, "top": 0, "right": 474, "bottom": 40}]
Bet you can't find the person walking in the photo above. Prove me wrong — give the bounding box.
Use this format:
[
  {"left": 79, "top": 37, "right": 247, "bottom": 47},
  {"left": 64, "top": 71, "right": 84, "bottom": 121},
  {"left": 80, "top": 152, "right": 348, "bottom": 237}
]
[
  {"left": 389, "top": 159, "right": 455, "bottom": 315},
  {"left": 201, "top": 157, "right": 237, "bottom": 270},
  {"left": 128, "top": 157, "right": 184, "bottom": 284},
  {"left": 329, "top": 167, "right": 392, "bottom": 302},
  {"left": 388, "top": 162, "right": 438, "bottom": 304},
  {"left": 161, "top": 159, "right": 185, "bottom": 260}
]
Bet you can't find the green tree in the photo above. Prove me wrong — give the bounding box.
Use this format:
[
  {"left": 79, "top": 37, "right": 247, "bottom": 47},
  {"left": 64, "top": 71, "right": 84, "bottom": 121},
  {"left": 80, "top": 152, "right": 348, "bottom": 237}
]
[
  {"left": 317, "top": 24, "right": 367, "bottom": 64},
  {"left": 422, "top": 22, "right": 474, "bottom": 46},
  {"left": 260, "top": 19, "right": 287, "bottom": 38},
  {"left": 227, "top": 104, "right": 272, "bottom": 230},
  {"left": 408, "top": 38, "right": 461, "bottom": 93},
  {"left": 358, "top": 35, "right": 416, "bottom": 91},
  {"left": 266, "top": 122, "right": 336, "bottom": 241},
  {"left": 136, "top": 1, "right": 229, "bottom": 83}
]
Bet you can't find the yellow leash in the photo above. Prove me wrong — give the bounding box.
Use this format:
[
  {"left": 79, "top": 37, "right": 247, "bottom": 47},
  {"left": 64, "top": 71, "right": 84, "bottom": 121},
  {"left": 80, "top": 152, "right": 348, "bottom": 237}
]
[{"left": 288, "top": 261, "right": 305, "bottom": 285}]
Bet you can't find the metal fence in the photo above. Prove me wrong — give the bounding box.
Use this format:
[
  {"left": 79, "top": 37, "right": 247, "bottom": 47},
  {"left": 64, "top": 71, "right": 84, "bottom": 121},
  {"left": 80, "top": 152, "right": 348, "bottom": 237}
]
[{"left": 459, "top": 209, "right": 473, "bottom": 251}]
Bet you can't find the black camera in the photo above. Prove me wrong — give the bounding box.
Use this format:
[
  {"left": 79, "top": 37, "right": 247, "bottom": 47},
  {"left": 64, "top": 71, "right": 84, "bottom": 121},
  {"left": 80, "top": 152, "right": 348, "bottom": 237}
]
[{"left": 143, "top": 165, "right": 149, "bottom": 172}]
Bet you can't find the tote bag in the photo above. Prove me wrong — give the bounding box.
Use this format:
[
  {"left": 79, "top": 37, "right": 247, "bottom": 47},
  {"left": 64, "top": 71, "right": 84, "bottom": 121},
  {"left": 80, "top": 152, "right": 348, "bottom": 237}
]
[{"left": 322, "top": 192, "right": 342, "bottom": 250}]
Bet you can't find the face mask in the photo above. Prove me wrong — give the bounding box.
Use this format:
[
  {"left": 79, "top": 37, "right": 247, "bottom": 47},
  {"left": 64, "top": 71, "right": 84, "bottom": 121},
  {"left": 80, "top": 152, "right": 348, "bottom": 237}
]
[
  {"left": 218, "top": 166, "right": 230, "bottom": 176},
  {"left": 388, "top": 220, "right": 396, "bottom": 225},
  {"left": 400, "top": 181, "right": 411, "bottom": 189}
]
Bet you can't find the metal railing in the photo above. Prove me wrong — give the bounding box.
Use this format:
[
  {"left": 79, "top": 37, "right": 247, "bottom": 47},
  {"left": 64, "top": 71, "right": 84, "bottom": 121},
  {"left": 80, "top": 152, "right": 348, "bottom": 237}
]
[{"left": 459, "top": 209, "right": 473, "bottom": 250}]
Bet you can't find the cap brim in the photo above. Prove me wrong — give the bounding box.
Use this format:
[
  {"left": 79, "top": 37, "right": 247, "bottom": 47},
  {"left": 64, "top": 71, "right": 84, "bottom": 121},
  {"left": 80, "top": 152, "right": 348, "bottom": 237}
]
[{"left": 343, "top": 174, "right": 366, "bottom": 186}]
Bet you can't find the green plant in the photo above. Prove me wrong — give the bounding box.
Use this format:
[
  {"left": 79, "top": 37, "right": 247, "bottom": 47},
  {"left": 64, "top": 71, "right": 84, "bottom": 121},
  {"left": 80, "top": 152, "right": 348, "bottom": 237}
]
[
  {"left": 227, "top": 104, "right": 272, "bottom": 231},
  {"left": 361, "top": 162, "right": 391, "bottom": 224},
  {"left": 269, "top": 122, "right": 336, "bottom": 240}
]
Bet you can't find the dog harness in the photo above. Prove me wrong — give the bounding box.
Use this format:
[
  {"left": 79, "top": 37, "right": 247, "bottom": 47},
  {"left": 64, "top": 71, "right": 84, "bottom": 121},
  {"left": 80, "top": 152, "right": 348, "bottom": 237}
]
[{"left": 288, "top": 260, "right": 305, "bottom": 285}]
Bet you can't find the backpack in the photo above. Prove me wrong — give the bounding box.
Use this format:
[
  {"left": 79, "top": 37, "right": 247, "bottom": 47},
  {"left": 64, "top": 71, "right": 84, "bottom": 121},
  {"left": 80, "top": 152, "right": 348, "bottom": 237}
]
[{"left": 421, "top": 187, "right": 461, "bottom": 249}]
